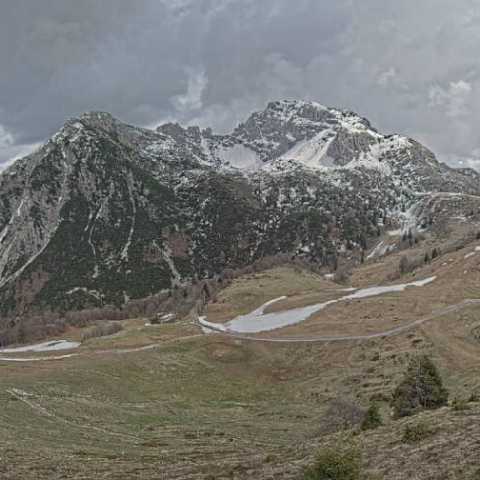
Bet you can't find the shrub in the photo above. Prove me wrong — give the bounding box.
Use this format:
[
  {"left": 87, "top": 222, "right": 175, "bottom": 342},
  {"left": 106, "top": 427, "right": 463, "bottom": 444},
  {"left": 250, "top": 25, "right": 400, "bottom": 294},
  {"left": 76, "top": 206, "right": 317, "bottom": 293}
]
[
  {"left": 81, "top": 322, "right": 123, "bottom": 342},
  {"left": 361, "top": 403, "right": 383, "bottom": 431},
  {"left": 391, "top": 355, "right": 448, "bottom": 417},
  {"left": 322, "top": 398, "right": 366, "bottom": 433},
  {"left": 399, "top": 255, "right": 410, "bottom": 275},
  {"left": 334, "top": 268, "right": 351, "bottom": 285},
  {"left": 468, "top": 392, "right": 479, "bottom": 403},
  {"left": 303, "top": 446, "right": 361, "bottom": 480},
  {"left": 402, "top": 421, "right": 434, "bottom": 443},
  {"left": 452, "top": 397, "right": 470, "bottom": 411}
]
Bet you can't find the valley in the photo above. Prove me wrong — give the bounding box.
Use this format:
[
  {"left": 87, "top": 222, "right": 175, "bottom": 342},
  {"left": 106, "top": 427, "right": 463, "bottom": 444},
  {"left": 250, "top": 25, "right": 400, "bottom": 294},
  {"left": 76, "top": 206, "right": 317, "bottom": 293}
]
[
  {"left": 4, "top": 2, "right": 480, "bottom": 478},
  {"left": 1, "top": 217, "right": 480, "bottom": 479}
]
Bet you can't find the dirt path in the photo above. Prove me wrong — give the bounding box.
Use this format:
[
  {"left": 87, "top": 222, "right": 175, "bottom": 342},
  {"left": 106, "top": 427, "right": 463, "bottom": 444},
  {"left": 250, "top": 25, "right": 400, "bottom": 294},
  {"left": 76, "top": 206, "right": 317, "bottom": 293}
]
[
  {"left": 1, "top": 300, "right": 479, "bottom": 362},
  {"left": 6, "top": 388, "right": 139, "bottom": 441},
  {"left": 199, "top": 299, "right": 480, "bottom": 343},
  {"left": 0, "top": 334, "right": 203, "bottom": 363}
]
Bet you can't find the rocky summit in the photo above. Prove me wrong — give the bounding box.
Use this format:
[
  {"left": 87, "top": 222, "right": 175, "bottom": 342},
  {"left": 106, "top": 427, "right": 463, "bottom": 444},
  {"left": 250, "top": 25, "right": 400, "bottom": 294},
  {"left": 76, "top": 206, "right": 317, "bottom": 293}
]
[{"left": 0, "top": 100, "right": 478, "bottom": 318}]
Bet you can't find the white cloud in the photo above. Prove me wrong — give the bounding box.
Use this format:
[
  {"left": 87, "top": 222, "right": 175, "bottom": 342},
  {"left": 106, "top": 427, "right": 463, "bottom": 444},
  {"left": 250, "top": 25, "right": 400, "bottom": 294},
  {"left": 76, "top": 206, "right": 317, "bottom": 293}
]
[
  {"left": 377, "top": 67, "right": 397, "bottom": 88},
  {"left": 171, "top": 69, "right": 208, "bottom": 113},
  {"left": 443, "top": 148, "right": 480, "bottom": 171},
  {"left": 0, "top": 124, "right": 14, "bottom": 149},
  {"left": 0, "top": 124, "right": 41, "bottom": 170},
  {"left": 3, "top": 0, "right": 480, "bottom": 170},
  {"left": 428, "top": 80, "right": 472, "bottom": 118}
]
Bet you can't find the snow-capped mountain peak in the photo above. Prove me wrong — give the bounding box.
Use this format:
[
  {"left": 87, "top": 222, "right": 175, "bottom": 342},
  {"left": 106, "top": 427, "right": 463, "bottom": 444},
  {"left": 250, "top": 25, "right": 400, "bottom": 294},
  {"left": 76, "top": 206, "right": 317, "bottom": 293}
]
[{"left": 0, "top": 99, "right": 478, "bottom": 319}]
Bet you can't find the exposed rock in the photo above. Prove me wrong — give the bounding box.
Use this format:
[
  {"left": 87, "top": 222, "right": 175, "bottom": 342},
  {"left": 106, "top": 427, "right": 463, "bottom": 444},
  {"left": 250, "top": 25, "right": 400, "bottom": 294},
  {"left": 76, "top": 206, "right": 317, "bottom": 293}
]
[{"left": 0, "top": 99, "right": 478, "bottom": 318}]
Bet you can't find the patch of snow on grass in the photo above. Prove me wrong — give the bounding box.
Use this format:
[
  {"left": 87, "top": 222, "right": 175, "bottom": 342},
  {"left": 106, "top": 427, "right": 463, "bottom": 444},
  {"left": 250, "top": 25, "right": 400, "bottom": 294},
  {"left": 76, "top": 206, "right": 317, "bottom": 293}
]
[
  {"left": 0, "top": 340, "right": 80, "bottom": 353},
  {"left": 200, "top": 277, "right": 436, "bottom": 334}
]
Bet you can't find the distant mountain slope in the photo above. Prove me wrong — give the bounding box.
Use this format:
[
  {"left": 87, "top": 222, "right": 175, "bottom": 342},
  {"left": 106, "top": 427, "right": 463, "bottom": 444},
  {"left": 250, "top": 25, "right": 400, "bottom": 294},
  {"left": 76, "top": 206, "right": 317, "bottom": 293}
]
[{"left": 0, "top": 100, "right": 478, "bottom": 318}]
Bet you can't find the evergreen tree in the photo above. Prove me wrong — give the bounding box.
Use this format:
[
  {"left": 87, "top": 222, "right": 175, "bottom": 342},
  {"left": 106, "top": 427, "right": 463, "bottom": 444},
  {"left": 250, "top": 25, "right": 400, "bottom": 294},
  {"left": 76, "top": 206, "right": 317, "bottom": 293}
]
[
  {"left": 391, "top": 355, "right": 448, "bottom": 417},
  {"left": 399, "top": 255, "right": 409, "bottom": 274},
  {"left": 361, "top": 403, "right": 382, "bottom": 431}
]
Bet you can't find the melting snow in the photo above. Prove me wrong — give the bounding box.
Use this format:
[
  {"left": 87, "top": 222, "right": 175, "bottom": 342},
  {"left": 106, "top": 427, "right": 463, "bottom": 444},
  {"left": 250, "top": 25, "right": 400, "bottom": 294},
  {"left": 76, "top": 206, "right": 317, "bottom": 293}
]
[
  {"left": 278, "top": 130, "right": 336, "bottom": 169},
  {"left": 0, "top": 340, "right": 80, "bottom": 353},
  {"left": 217, "top": 144, "right": 263, "bottom": 171},
  {"left": 367, "top": 240, "right": 396, "bottom": 259},
  {"left": 199, "top": 277, "right": 436, "bottom": 334},
  {"left": 367, "top": 241, "right": 384, "bottom": 259}
]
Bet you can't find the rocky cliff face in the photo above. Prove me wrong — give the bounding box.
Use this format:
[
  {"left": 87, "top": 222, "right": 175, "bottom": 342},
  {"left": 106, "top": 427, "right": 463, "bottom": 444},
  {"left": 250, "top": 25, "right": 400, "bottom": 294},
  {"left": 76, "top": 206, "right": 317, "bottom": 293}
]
[{"left": 0, "top": 101, "right": 478, "bottom": 317}]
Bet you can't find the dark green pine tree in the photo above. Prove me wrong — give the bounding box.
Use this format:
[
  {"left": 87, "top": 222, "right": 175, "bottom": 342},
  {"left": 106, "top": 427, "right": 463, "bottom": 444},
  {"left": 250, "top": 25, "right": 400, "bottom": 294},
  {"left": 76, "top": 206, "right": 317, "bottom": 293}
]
[
  {"left": 391, "top": 355, "right": 449, "bottom": 417},
  {"left": 361, "top": 402, "right": 382, "bottom": 430}
]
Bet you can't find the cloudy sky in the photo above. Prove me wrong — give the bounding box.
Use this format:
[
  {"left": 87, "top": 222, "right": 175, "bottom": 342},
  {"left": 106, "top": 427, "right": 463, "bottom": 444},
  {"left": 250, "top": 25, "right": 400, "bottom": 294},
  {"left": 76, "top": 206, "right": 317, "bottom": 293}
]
[{"left": 1, "top": 0, "right": 480, "bottom": 169}]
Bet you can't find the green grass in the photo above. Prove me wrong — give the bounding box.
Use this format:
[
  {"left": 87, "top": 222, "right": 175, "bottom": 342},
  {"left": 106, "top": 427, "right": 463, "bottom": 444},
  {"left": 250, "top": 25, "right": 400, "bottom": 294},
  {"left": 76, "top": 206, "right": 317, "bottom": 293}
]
[{"left": 2, "top": 262, "right": 480, "bottom": 479}]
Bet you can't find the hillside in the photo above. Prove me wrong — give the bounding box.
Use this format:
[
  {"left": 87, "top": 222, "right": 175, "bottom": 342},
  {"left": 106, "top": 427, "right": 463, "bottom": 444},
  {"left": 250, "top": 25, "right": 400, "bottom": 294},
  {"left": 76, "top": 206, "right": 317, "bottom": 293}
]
[
  {"left": 1, "top": 100, "right": 480, "bottom": 478},
  {"left": 0, "top": 100, "right": 479, "bottom": 331},
  {"left": 1, "top": 218, "right": 480, "bottom": 478}
]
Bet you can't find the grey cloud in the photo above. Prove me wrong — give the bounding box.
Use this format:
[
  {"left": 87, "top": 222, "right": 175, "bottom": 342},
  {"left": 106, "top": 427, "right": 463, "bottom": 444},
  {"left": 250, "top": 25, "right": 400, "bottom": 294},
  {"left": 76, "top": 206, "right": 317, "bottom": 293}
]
[{"left": 1, "top": 0, "right": 480, "bottom": 169}]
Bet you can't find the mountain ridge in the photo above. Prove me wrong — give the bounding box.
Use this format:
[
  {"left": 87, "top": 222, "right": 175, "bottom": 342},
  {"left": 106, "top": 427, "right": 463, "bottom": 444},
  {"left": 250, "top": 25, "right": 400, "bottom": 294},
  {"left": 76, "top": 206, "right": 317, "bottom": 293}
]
[{"left": 0, "top": 99, "right": 479, "bottom": 323}]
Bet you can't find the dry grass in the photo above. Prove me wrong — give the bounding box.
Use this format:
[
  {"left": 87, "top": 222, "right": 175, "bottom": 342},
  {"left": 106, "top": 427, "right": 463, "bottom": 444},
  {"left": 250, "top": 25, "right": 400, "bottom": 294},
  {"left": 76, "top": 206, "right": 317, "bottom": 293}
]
[{"left": 1, "top": 229, "right": 480, "bottom": 478}]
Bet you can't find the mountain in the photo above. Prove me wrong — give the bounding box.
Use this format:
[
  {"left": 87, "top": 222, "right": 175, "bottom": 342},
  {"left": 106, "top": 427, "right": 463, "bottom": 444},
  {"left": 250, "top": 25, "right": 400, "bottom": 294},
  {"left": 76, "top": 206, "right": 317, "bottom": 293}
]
[{"left": 0, "top": 100, "right": 478, "bottom": 319}]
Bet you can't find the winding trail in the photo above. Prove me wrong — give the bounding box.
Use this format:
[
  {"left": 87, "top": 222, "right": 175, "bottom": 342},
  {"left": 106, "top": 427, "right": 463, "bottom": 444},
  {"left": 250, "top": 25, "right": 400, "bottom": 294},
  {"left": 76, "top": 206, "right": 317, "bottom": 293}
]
[
  {"left": 2, "top": 300, "right": 480, "bottom": 363},
  {"left": 0, "top": 334, "right": 203, "bottom": 363},
  {"left": 199, "top": 299, "right": 480, "bottom": 343}
]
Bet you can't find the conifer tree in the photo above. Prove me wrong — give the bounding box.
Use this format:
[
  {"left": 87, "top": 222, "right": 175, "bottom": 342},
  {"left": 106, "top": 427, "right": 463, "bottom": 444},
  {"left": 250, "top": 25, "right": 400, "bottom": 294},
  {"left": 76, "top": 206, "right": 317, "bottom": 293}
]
[{"left": 391, "top": 355, "right": 448, "bottom": 417}]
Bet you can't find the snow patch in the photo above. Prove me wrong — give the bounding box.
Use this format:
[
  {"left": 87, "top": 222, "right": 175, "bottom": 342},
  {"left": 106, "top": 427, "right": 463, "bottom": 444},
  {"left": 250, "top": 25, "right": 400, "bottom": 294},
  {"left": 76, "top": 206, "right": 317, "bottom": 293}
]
[
  {"left": 367, "top": 241, "right": 384, "bottom": 260},
  {"left": 0, "top": 340, "right": 80, "bottom": 353},
  {"left": 200, "top": 277, "right": 436, "bottom": 334},
  {"left": 217, "top": 144, "right": 262, "bottom": 171},
  {"left": 367, "top": 240, "right": 396, "bottom": 259},
  {"left": 277, "top": 130, "right": 336, "bottom": 169}
]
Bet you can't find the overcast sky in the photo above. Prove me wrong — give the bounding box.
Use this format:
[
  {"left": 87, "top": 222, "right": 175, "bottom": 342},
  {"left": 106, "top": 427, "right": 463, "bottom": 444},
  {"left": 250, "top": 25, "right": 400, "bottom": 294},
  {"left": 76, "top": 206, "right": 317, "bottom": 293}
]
[{"left": 1, "top": 0, "right": 480, "bottom": 169}]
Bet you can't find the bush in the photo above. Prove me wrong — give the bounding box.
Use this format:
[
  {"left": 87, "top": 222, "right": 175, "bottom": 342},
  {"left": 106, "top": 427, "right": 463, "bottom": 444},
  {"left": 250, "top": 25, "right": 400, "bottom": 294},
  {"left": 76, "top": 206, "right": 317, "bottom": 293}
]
[
  {"left": 303, "top": 446, "right": 361, "bottom": 480},
  {"left": 391, "top": 355, "right": 448, "bottom": 417},
  {"left": 399, "top": 255, "right": 410, "bottom": 275},
  {"left": 334, "top": 268, "right": 351, "bottom": 285},
  {"left": 402, "top": 421, "right": 434, "bottom": 443},
  {"left": 468, "top": 392, "right": 479, "bottom": 403},
  {"left": 322, "top": 398, "right": 366, "bottom": 433},
  {"left": 361, "top": 403, "right": 383, "bottom": 431},
  {"left": 81, "top": 322, "right": 123, "bottom": 342},
  {"left": 452, "top": 397, "right": 470, "bottom": 411}
]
